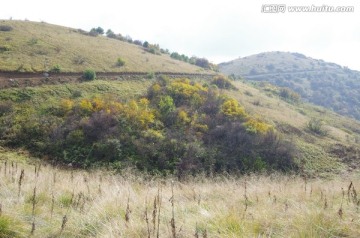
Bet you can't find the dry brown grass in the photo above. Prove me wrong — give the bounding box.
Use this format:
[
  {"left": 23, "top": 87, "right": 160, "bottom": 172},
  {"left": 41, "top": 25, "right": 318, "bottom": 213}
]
[{"left": 0, "top": 150, "right": 360, "bottom": 237}]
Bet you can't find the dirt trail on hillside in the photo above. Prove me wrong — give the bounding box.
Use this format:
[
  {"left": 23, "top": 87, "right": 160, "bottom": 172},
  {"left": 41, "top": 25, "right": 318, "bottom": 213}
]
[{"left": 0, "top": 72, "right": 215, "bottom": 89}]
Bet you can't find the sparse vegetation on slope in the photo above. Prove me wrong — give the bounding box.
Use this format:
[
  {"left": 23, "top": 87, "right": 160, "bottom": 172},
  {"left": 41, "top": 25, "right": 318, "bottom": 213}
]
[
  {"left": 227, "top": 79, "right": 360, "bottom": 174},
  {"left": 0, "top": 20, "right": 207, "bottom": 73},
  {"left": 219, "top": 51, "right": 360, "bottom": 120}
]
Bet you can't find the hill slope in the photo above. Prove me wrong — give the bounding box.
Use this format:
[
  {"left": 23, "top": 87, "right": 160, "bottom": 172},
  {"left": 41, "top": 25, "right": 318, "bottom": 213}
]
[
  {"left": 219, "top": 51, "right": 360, "bottom": 120},
  {"left": 0, "top": 76, "right": 360, "bottom": 174},
  {"left": 0, "top": 20, "right": 206, "bottom": 73}
]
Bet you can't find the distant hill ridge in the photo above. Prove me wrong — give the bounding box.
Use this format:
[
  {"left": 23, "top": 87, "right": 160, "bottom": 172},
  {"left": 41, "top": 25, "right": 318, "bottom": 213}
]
[{"left": 219, "top": 51, "right": 360, "bottom": 120}]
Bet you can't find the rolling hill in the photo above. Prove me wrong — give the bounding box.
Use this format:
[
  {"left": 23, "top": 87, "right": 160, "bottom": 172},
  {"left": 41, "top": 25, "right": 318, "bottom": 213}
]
[
  {"left": 1, "top": 21, "right": 360, "bottom": 237},
  {"left": 0, "top": 20, "right": 207, "bottom": 73},
  {"left": 1, "top": 76, "right": 360, "bottom": 175},
  {"left": 0, "top": 21, "right": 359, "bottom": 174},
  {"left": 219, "top": 51, "right": 360, "bottom": 120}
]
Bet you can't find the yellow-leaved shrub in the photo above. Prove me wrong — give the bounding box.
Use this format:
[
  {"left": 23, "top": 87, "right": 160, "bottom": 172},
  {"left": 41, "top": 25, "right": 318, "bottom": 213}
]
[
  {"left": 221, "top": 99, "right": 247, "bottom": 120},
  {"left": 244, "top": 118, "right": 273, "bottom": 134}
]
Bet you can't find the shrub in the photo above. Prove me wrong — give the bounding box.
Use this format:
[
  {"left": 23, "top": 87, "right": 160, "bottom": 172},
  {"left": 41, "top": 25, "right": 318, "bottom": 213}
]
[
  {"left": 116, "top": 57, "right": 125, "bottom": 67},
  {"left": 71, "top": 90, "right": 82, "bottom": 98},
  {"left": 50, "top": 64, "right": 61, "bottom": 73},
  {"left": 279, "top": 87, "right": 301, "bottom": 103},
  {"left": 0, "top": 25, "right": 13, "bottom": 31},
  {"left": 167, "top": 78, "right": 208, "bottom": 107},
  {"left": 204, "top": 122, "right": 297, "bottom": 172},
  {"left": 77, "top": 28, "right": 90, "bottom": 36},
  {"left": 221, "top": 99, "right": 247, "bottom": 120},
  {"left": 0, "top": 101, "right": 13, "bottom": 116},
  {"left": 146, "top": 72, "right": 155, "bottom": 79},
  {"left": 174, "top": 52, "right": 186, "bottom": 61},
  {"left": 133, "top": 40, "right": 143, "bottom": 46},
  {"left": 27, "top": 38, "right": 38, "bottom": 45},
  {"left": 159, "top": 96, "right": 175, "bottom": 115},
  {"left": 307, "top": 118, "right": 328, "bottom": 136},
  {"left": 195, "top": 58, "right": 210, "bottom": 69},
  {"left": 83, "top": 69, "right": 96, "bottom": 81},
  {"left": 148, "top": 48, "right": 156, "bottom": 54},
  {"left": 0, "top": 45, "right": 11, "bottom": 52},
  {"left": 89, "top": 28, "right": 99, "bottom": 37},
  {"left": 89, "top": 27, "right": 104, "bottom": 36},
  {"left": 244, "top": 118, "right": 273, "bottom": 134},
  {"left": 95, "top": 27, "right": 104, "bottom": 35},
  {"left": 106, "top": 29, "right": 116, "bottom": 38},
  {"left": 211, "top": 75, "right": 236, "bottom": 90}
]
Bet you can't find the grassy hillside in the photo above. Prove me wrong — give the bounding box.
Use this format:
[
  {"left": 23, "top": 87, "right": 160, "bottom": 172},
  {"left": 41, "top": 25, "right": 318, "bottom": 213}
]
[
  {"left": 219, "top": 51, "right": 360, "bottom": 120},
  {"left": 0, "top": 151, "right": 359, "bottom": 237},
  {"left": 0, "top": 20, "right": 206, "bottom": 73},
  {"left": 230, "top": 80, "right": 360, "bottom": 174},
  {"left": 1, "top": 74, "right": 360, "bottom": 236}
]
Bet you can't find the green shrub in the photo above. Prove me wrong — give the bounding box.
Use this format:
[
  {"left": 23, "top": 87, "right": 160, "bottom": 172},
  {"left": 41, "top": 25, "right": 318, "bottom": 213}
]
[
  {"left": 279, "top": 87, "right": 301, "bottom": 103},
  {"left": 0, "top": 25, "right": 13, "bottom": 31},
  {"left": 50, "top": 64, "right": 61, "bottom": 73},
  {"left": 116, "top": 57, "right": 125, "bottom": 67},
  {"left": 195, "top": 58, "right": 210, "bottom": 69},
  {"left": 0, "top": 101, "right": 13, "bottom": 116},
  {"left": 146, "top": 71, "right": 155, "bottom": 79},
  {"left": 307, "top": 118, "right": 328, "bottom": 136},
  {"left": 0, "top": 45, "right": 11, "bottom": 52},
  {"left": 71, "top": 90, "right": 82, "bottom": 98},
  {"left": 27, "top": 38, "right": 38, "bottom": 45},
  {"left": 106, "top": 29, "right": 116, "bottom": 38},
  {"left": 148, "top": 48, "right": 156, "bottom": 54},
  {"left": 211, "top": 75, "right": 236, "bottom": 90},
  {"left": 89, "top": 27, "right": 104, "bottom": 36},
  {"left": 83, "top": 69, "right": 96, "bottom": 81}
]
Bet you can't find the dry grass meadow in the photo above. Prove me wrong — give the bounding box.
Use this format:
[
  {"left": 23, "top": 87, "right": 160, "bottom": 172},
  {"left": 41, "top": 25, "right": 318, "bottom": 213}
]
[{"left": 1, "top": 150, "right": 359, "bottom": 238}]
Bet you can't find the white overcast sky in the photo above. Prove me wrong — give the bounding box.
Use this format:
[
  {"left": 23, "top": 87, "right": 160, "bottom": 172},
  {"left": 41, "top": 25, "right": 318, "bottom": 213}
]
[{"left": 1, "top": 0, "right": 359, "bottom": 70}]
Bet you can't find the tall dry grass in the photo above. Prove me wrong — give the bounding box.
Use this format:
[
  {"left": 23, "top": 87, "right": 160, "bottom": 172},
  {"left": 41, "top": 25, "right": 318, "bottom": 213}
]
[{"left": 0, "top": 158, "right": 359, "bottom": 237}]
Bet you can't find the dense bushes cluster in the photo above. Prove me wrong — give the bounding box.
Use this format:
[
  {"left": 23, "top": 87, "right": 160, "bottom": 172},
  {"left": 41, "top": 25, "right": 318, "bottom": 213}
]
[
  {"left": 0, "top": 77, "right": 297, "bottom": 176},
  {"left": 170, "top": 52, "right": 219, "bottom": 71}
]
